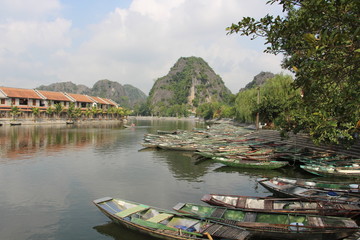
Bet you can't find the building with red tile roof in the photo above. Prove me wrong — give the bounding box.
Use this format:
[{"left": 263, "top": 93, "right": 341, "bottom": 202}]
[{"left": 0, "top": 86, "right": 120, "bottom": 119}]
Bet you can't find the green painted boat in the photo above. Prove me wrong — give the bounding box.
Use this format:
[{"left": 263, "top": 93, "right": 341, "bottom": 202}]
[
  {"left": 257, "top": 178, "right": 360, "bottom": 204},
  {"left": 300, "top": 164, "right": 360, "bottom": 179},
  {"left": 173, "top": 202, "right": 359, "bottom": 240},
  {"left": 93, "top": 197, "right": 251, "bottom": 240},
  {"left": 201, "top": 194, "right": 360, "bottom": 218},
  {"left": 211, "top": 157, "right": 288, "bottom": 169},
  {"left": 267, "top": 177, "right": 360, "bottom": 194}
]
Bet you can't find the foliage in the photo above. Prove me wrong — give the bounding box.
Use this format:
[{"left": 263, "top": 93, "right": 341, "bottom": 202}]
[
  {"left": 132, "top": 102, "right": 151, "bottom": 116},
  {"left": 31, "top": 107, "right": 40, "bottom": 121},
  {"left": 45, "top": 106, "right": 54, "bottom": 118},
  {"left": 256, "top": 74, "right": 300, "bottom": 125},
  {"left": 227, "top": 0, "right": 360, "bottom": 145},
  {"left": 10, "top": 106, "right": 21, "bottom": 120},
  {"left": 234, "top": 88, "right": 258, "bottom": 123},
  {"left": 196, "top": 102, "right": 234, "bottom": 120},
  {"left": 54, "top": 103, "right": 64, "bottom": 118},
  {"left": 66, "top": 102, "right": 76, "bottom": 120}
]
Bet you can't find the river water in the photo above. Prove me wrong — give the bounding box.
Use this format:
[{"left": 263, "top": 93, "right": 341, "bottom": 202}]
[{"left": 0, "top": 119, "right": 307, "bottom": 240}]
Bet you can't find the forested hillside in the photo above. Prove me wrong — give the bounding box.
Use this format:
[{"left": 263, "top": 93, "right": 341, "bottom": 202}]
[{"left": 147, "top": 56, "right": 232, "bottom": 116}]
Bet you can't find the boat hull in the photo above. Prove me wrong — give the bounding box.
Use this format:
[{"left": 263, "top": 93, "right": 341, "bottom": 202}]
[{"left": 173, "top": 202, "right": 359, "bottom": 240}]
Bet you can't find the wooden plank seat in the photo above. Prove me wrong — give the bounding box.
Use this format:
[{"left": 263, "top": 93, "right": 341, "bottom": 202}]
[
  {"left": 147, "top": 213, "right": 173, "bottom": 223},
  {"left": 116, "top": 204, "right": 149, "bottom": 218}
]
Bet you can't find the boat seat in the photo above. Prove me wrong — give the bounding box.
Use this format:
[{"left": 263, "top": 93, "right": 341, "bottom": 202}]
[
  {"left": 116, "top": 204, "right": 149, "bottom": 218},
  {"left": 147, "top": 213, "right": 173, "bottom": 223}
]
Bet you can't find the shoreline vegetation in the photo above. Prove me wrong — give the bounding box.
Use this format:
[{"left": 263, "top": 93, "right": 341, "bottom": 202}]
[{"left": 0, "top": 116, "right": 206, "bottom": 126}]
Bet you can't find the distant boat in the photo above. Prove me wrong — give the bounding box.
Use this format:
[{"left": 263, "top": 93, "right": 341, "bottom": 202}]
[
  {"left": 211, "top": 157, "right": 288, "bottom": 169},
  {"left": 300, "top": 164, "right": 360, "bottom": 178},
  {"left": 257, "top": 177, "right": 360, "bottom": 204},
  {"left": 66, "top": 120, "right": 74, "bottom": 124},
  {"left": 93, "top": 197, "right": 251, "bottom": 240},
  {"left": 10, "top": 122, "right": 21, "bottom": 126},
  {"left": 262, "top": 177, "right": 360, "bottom": 194},
  {"left": 201, "top": 193, "right": 360, "bottom": 218},
  {"left": 173, "top": 202, "right": 359, "bottom": 240},
  {"left": 157, "top": 130, "right": 180, "bottom": 135}
]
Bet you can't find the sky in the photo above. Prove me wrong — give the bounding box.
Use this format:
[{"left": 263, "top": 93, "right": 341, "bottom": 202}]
[{"left": 0, "top": 0, "right": 288, "bottom": 95}]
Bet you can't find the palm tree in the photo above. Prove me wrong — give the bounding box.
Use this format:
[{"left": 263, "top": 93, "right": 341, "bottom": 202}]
[
  {"left": 84, "top": 107, "right": 93, "bottom": 120},
  {"left": 45, "top": 106, "right": 54, "bottom": 119},
  {"left": 31, "top": 107, "right": 40, "bottom": 122},
  {"left": 91, "top": 106, "right": 100, "bottom": 119},
  {"left": 10, "top": 106, "right": 21, "bottom": 121},
  {"left": 74, "top": 107, "right": 82, "bottom": 120},
  {"left": 54, "top": 103, "right": 64, "bottom": 119},
  {"left": 66, "top": 102, "right": 75, "bottom": 120}
]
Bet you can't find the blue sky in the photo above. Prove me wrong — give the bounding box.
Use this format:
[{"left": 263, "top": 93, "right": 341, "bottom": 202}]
[{"left": 0, "top": 0, "right": 287, "bottom": 94}]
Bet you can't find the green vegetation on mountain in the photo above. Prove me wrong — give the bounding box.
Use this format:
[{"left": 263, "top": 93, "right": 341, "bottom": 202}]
[
  {"left": 147, "top": 56, "right": 233, "bottom": 117},
  {"left": 37, "top": 80, "right": 147, "bottom": 108},
  {"left": 227, "top": 0, "right": 360, "bottom": 145}
]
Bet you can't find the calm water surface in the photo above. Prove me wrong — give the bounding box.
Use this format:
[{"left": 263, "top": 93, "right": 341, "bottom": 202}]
[{"left": 0, "top": 119, "right": 309, "bottom": 240}]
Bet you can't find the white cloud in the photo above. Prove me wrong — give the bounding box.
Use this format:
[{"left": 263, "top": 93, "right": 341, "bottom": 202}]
[
  {"left": 0, "top": 0, "right": 61, "bottom": 20},
  {"left": 0, "top": 0, "right": 287, "bottom": 94}
]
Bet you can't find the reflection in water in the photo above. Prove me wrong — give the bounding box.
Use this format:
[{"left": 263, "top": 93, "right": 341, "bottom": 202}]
[
  {"left": 2, "top": 119, "right": 337, "bottom": 240},
  {"left": 0, "top": 123, "right": 124, "bottom": 161},
  {"left": 213, "top": 165, "right": 308, "bottom": 179},
  {"left": 93, "top": 222, "right": 159, "bottom": 240},
  {"left": 150, "top": 149, "right": 213, "bottom": 182}
]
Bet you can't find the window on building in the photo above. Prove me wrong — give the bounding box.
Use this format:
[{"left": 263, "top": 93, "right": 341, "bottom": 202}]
[
  {"left": 19, "top": 99, "right": 28, "bottom": 105},
  {"left": 40, "top": 100, "right": 45, "bottom": 107},
  {"left": 81, "top": 102, "right": 87, "bottom": 108},
  {"left": 0, "top": 99, "right": 5, "bottom": 104},
  {"left": 11, "top": 98, "right": 15, "bottom": 105},
  {"left": 33, "top": 99, "right": 36, "bottom": 106},
  {"left": 54, "top": 101, "right": 60, "bottom": 105}
]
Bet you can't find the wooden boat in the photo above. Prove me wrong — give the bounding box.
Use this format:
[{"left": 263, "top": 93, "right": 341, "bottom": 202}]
[
  {"left": 173, "top": 202, "right": 359, "bottom": 240},
  {"left": 10, "top": 122, "right": 21, "bottom": 126},
  {"left": 301, "top": 164, "right": 360, "bottom": 178},
  {"left": 212, "top": 157, "right": 288, "bottom": 169},
  {"left": 265, "top": 177, "right": 360, "bottom": 194},
  {"left": 93, "top": 197, "right": 251, "bottom": 240},
  {"left": 257, "top": 177, "right": 360, "bottom": 204},
  {"left": 157, "top": 130, "right": 180, "bottom": 135},
  {"left": 201, "top": 194, "right": 360, "bottom": 218}
]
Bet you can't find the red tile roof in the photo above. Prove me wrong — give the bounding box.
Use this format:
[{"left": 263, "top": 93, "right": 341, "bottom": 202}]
[
  {"left": 0, "top": 87, "right": 42, "bottom": 99},
  {"left": 66, "top": 93, "right": 94, "bottom": 103},
  {"left": 36, "top": 90, "right": 72, "bottom": 101},
  {"left": 103, "top": 98, "right": 117, "bottom": 106},
  {"left": 90, "top": 96, "right": 109, "bottom": 105}
]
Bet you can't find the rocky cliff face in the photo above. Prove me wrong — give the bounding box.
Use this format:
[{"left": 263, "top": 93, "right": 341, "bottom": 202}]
[
  {"left": 37, "top": 80, "right": 146, "bottom": 108},
  {"left": 148, "top": 57, "right": 232, "bottom": 113},
  {"left": 240, "top": 72, "right": 275, "bottom": 91}
]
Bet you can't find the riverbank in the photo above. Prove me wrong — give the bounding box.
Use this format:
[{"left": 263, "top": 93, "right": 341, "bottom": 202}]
[
  {"left": 128, "top": 116, "right": 202, "bottom": 121},
  {"left": 0, "top": 118, "right": 124, "bottom": 126}
]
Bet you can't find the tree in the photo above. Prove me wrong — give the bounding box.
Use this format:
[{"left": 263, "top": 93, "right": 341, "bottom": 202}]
[
  {"left": 227, "top": 0, "right": 360, "bottom": 145},
  {"left": 31, "top": 107, "right": 40, "bottom": 122},
  {"left": 45, "top": 106, "right": 54, "bottom": 119},
  {"left": 256, "top": 74, "right": 300, "bottom": 127},
  {"left": 66, "top": 102, "right": 75, "bottom": 120},
  {"left": 54, "top": 103, "right": 64, "bottom": 119},
  {"left": 10, "top": 106, "right": 21, "bottom": 121}
]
